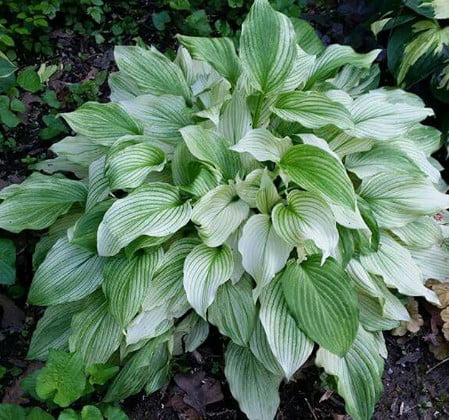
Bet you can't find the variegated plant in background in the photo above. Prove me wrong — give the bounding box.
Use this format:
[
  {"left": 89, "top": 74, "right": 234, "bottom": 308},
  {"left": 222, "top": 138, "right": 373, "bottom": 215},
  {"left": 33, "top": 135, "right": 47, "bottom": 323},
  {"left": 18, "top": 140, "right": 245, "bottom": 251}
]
[{"left": 1, "top": 0, "right": 449, "bottom": 419}]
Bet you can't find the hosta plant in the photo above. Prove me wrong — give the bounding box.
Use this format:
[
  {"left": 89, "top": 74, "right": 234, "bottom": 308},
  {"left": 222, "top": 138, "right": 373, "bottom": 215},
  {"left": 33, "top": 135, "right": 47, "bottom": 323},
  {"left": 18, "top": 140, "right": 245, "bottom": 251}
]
[{"left": 1, "top": 1, "right": 449, "bottom": 418}]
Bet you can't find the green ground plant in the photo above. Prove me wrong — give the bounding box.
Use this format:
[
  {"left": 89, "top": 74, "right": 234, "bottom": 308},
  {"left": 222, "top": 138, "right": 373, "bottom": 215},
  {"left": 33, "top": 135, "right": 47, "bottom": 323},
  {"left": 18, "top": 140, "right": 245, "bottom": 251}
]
[{"left": 1, "top": 0, "right": 449, "bottom": 419}]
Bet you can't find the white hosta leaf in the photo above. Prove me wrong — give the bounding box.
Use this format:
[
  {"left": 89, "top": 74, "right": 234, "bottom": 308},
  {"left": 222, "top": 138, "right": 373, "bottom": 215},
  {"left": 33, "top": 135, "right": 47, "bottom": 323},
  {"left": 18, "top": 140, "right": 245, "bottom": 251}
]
[
  {"left": 103, "top": 249, "right": 164, "bottom": 327},
  {"left": 86, "top": 156, "right": 110, "bottom": 211},
  {"left": 108, "top": 71, "right": 141, "bottom": 101},
  {"left": 0, "top": 174, "right": 86, "bottom": 233},
  {"left": 177, "top": 35, "right": 241, "bottom": 85},
  {"left": 406, "top": 124, "right": 442, "bottom": 156},
  {"left": 328, "top": 132, "right": 374, "bottom": 158},
  {"left": 225, "top": 229, "right": 246, "bottom": 284},
  {"left": 208, "top": 275, "right": 257, "bottom": 346},
  {"left": 97, "top": 183, "right": 192, "bottom": 256},
  {"left": 391, "top": 217, "right": 443, "bottom": 248},
  {"left": 106, "top": 139, "right": 166, "bottom": 190},
  {"left": 61, "top": 102, "right": 143, "bottom": 146},
  {"left": 272, "top": 91, "right": 353, "bottom": 130},
  {"left": 359, "top": 173, "right": 449, "bottom": 228},
  {"left": 51, "top": 135, "right": 106, "bottom": 168},
  {"left": 69, "top": 291, "right": 122, "bottom": 366},
  {"left": 28, "top": 237, "right": 104, "bottom": 306},
  {"left": 409, "top": 246, "right": 449, "bottom": 282},
  {"left": 121, "top": 94, "right": 193, "bottom": 143},
  {"left": 225, "top": 342, "right": 282, "bottom": 420},
  {"left": 180, "top": 125, "right": 240, "bottom": 180},
  {"left": 259, "top": 277, "right": 313, "bottom": 379},
  {"left": 359, "top": 234, "right": 439, "bottom": 304},
  {"left": 255, "top": 169, "right": 280, "bottom": 214},
  {"left": 306, "top": 44, "right": 380, "bottom": 87},
  {"left": 235, "top": 169, "right": 264, "bottom": 207},
  {"left": 346, "top": 89, "right": 434, "bottom": 140},
  {"left": 183, "top": 243, "right": 234, "bottom": 318},
  {"left": 192, "top": 184, "right": 250, "bottom": 247},
  {"left": 114, "top": 46, "right": 191, "bottom": 101},
  {"left": 239, "top": 214, "right": 292, "bottom": 297},
  {"left": 315, "top": 327, "right": 384, "bottom": 420},
  {"left": 240, "top": 0, "right": 296, "bottom": 94},
  {"left": 281, "top": 257, "right": 359, "bottom": 356},
  {"left": 297, "top": 133, "right": 339, "bottom": 159},
  {"left": 272, "top": 190, "right": 339, "bottom": 260},
  {"left": 230, "top": 128, "right": 292, "bottom": 162},
  {"left": 280, "top": 144, "right": 357, "bottom": 210},
  {"left": 173, "top": 312, "right": 209, "bottom": 355},
  {"left": 330, "top": 203, "right": 369, "bottom": 231}
]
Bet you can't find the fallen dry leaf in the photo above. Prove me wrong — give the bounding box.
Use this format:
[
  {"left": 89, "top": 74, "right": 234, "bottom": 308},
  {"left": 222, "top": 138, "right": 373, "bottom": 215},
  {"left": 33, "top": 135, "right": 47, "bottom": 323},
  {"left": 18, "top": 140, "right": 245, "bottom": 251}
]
[{"left": 392, "top": 297, "right": 423, "bottom": 336}]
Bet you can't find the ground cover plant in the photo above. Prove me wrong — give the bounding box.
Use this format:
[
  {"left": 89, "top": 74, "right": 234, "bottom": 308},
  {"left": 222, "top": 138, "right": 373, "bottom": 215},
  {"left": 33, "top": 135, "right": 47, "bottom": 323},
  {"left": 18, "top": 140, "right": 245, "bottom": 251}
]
[{"left": 1, "top": 0, "right": 449, "bottom": 418}]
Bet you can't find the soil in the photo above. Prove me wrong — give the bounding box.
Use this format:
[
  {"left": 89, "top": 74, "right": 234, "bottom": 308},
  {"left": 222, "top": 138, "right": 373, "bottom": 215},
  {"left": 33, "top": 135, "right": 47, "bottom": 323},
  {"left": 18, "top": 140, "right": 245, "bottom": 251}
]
[{"left": 1, "top": 1, "right": 449, "bottom": 419}]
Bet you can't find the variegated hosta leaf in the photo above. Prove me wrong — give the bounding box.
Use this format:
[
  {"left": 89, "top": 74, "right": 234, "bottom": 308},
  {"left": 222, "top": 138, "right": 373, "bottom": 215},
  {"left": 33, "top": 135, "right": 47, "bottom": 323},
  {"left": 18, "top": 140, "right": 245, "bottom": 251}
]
[
  {"left": 406, "top": 124, "right": 442, "bottom": 156},
  {"left": 315, "top": 327, "right": 384, "bottom": 420},
  {"left": 103, "top": 249, "right": 164, "bottom": 327},
  {"left": 280, "top": 144, "right": 357, "bottom": 210},
  {"left": 61, "top": 102, "right": 143, "bottom": 146},
  {"left": 114, "top": 46, "right": 191, "bottom": 101},
  {"left": 177, "top": 35, "right": 241, "bottom": 85},
  {"left": 180, "top": 125, "right": 241, "bottom": 180},
  {"left": 272, "top": 190, "right": 339, "bottom": 260},
  {"left": 173, "top": 312, "right": 209, "bottom": 355},
  {"left": 230, "top": 128, "right": 292, "bottom": 162},
  {"left": 208, "top": 275, "right": 257, "bottom": 346},
  {"left": 359, "top": 293, "right": 400, "bottom": 332},
  {"left": 272, "top": 91, "right": 353, "bottom": 130},
  {"left": 255, "top": 169, "right": 280, "bottom": 214},
  {"left": 239, "top": 214, "right": 292, "bottom": 297},
  {"left": 86, "top": 156, "right": 110, "bottom": 211},
  {"left": 240, "top": 0, "right": 296, "bottom": 95},
  {"left": 108, "top": 71, "right": 141, "bottom": 101},
  {"left": 405, "top": 0, "right": 449, "bottom": 19},
  {"left": 69, "top": 291, "right": 122, "bottom": 366},
  {"left": 259, "top": 276, "right": 313, "bottom": 379},
  {"left": 105, "top": 138, "right": 166, "bottom": 190},
  {"left": 97, "top": 183, "right": 192, "bottom": 256},
  {"left": 345, "top": 89, "right": 434, "bottom": 140},
  {"left": 120, "top": 94, "right": 193, "bottom": 143},
  {"left": 0, "top": 174, "right": 86, "bottom": 233},
  {"left": 225, "top": 342, "right": 282, "bottom": 420},
  {"left": 391, "top": 216, "right": 443, "bottom": 248},
  {"left": 409, "top": 246, "right": 449, "bottom": 282},
  {"left": 359, "top": 173, "right": 449, "bottom": 228},
  {"left": 289, "top": 17, "right": 324, "bottom": 55},
  {"left": 281, "top": 257, "right": 359, "bottom": 356},
  {"left": 359, "top": 234, "right": 439, "bottom": 304},
  {"left": 50, "top": 135, "right": 106, "bottom": 168},
  {"left": 104, "top": 332, "right": 172, "bottom": 402},
  {"left": 28, "top": 237, "right": 104, "bottom": 306},
  {"left": 183, "top": 243, "right": 234, "bottom": 318},
  {"left": 191, "top": 184, "right": 250, "bottom": 247}
]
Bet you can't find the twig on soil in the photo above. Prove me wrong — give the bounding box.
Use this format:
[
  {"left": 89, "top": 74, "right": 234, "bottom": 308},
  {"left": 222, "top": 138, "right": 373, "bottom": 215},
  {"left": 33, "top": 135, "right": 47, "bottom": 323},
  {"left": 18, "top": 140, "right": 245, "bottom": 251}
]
[
  {"left": 305, "top": 397, "right": 319, "bottom": 420},
  {"left": 426, "top": 357, "right": 449, "bottom": 374}
]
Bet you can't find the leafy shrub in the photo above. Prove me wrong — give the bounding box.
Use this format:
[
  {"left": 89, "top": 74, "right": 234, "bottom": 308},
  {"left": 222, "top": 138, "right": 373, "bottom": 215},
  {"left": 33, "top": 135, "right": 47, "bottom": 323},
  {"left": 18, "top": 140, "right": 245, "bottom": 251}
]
[
  {"left": 1, "top": 0, "right": 449, "bottom": 418},
  {"left": 372, "top": 0, "right": 449, "bottom": 103}
]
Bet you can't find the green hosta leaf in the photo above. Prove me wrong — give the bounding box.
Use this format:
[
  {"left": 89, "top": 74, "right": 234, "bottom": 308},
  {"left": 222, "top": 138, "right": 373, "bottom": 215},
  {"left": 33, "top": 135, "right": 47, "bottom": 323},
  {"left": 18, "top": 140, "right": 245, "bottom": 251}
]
[
  {"left": 121, "top": 94, "right": 193, "bottom": 143},
  {"left": 0, "top": 239, "right": 15, "bottom": 285},
  {"left": 230, "top": 128, "right": 292, "bottom": 162},
  {"left": 191, "top": 184, "right": 249, "bottom": 247},
  {"left": 305, "top": 45, "right": 380, "bottom": 87},
  {"left": 97, "top": 183, "right": 192, "bottom": 256},
  {"left": 359, "top": 234, "right": 439, "bottom": 304},
  {"left": 177, "top": 35, "right": 241, "bottom": 85},
  {"left": 106, "top": 139, "right": 166, "bottom": 190},
  {"left": 272, "top": 190, "right": 339, "bottom": 260},
  {"left": 88, "top": 363, "right": 119, "bottom": 385},
  {"left": 405, "top": 0, "right": 449, "bottom": 19},
  {"left": 208, "top": 275, "right": 257, "bottom": 346},
  {"left": 0, "top": 405, "right": 26, "bottom": 419},
  {"left": 183, "top": 243, "right": 234, "bottom": 318},
  {"left": 391, "top": 216, "right": 443, "bottom": 248},
  {"left": 272, "top": 91, "right": 353, "bottom": 130},
  {"left": 103, "top": 249, "right": 163, "bottom": 326},
  {"left": 26, "top": 407, "right": 54, "bottom": 419},
  {"left": 281, "top": 256, "right": 359, "bottom": 356},
  {"left": 28, "top": 299, "right": 87, "bottom": 360},
  {"left": 259, "top": 276, "right": 313, "bottom": 379},
  {"left": 358, "top": 293, "right": 400, "bottom": 332},
  {"left": 240, "top": 0, "right": 296, "bottom": 94},
  {"left": 359, "top": 173, "right": 449, "bottom": 228},
  {"left": 29, "top": 238, "right": 104, "bottom": 306},
  {"left": 80, "top": 406, "right": 103, "bottom": 420},
  {"left": 0, "top": 174, "right": 86, "bottom": 233},
  {"left": 36, "top": 350, "right": 86, "bottom": 407},
  {"left": 69, "top": 292, "right": 122, "bottom": 366},
  {"left": 239, "top": 214, "right": 292, "bottom": 297},
  {"left": 104, "top": 333, "right": 172, "bottom": 402},
  {"left": 315, "top": 327, "right": 384, "bottom": 420},
  {"left": 280, "top": 144, "right": 356, "bottom": 210},
  {"left": 225, "top": 342, "right": 282, "bottom": 420},
  {"left": 345, "top": 89, "right": 434, "bottom": 140},
  {"left": 409, "top": 246, "right": 449, "bottom": 282},
  {"left": 61, "top": 102, "right": 143, "bottom": 146},
  {"left": 115, "top": 46, "right": 191, "bottom": 102},
  {"left": 180, "top": 125, "right": 240, "bottom": 180},
  {"left": 0, "top": 51, "right": 16, "bottom": 78},
  {"left": 51, "top": 135, "right": 106, "bottom": 168},
  {"left": 290, "top": 17, "right": 324, "bottom": 55}
]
